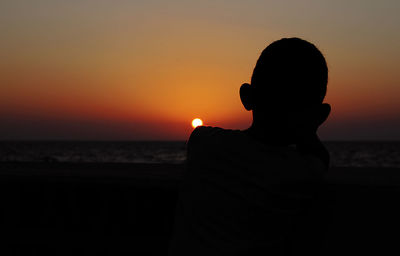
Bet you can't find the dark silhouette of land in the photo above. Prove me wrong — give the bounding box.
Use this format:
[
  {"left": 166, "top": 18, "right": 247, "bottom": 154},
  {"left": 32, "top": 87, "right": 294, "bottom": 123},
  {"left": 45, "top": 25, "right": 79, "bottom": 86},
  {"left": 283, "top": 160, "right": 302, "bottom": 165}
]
[{"left": 0, "top": 162, "right": 400, "bottom": 255}]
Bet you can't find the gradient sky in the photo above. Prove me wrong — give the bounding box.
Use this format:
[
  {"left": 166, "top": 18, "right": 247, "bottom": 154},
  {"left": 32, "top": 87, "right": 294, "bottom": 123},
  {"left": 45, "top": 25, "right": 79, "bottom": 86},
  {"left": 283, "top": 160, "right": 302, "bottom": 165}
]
[{"left": 1, "top": 0, "right": 399, "bottom": 140}]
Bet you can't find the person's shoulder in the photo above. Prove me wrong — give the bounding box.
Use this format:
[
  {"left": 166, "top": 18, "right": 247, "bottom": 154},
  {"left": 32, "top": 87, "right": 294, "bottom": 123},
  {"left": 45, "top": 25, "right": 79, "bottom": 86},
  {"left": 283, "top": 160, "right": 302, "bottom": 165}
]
[
  {"left": 188, "top": 126, "right": 241, "bottom": 152},
  {"left": 190, "top": 126, "right": 224, "bottom": 138},
  {"left": 188, "top": 126, "right": 224, "bottom": 146}
]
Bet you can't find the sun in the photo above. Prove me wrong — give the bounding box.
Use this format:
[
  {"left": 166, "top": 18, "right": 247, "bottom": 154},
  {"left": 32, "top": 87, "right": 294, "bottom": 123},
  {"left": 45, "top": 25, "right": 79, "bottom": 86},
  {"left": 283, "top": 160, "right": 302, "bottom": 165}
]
[{"left": 191, "top": 118, "right": 203, "bottom": 128}]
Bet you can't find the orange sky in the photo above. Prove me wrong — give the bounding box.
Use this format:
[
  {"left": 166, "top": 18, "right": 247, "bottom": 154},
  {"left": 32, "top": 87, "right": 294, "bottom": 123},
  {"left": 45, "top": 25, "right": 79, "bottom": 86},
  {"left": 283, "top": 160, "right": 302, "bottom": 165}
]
[{"left": 1, "top": 1, "right": 400, "bottom": 140}]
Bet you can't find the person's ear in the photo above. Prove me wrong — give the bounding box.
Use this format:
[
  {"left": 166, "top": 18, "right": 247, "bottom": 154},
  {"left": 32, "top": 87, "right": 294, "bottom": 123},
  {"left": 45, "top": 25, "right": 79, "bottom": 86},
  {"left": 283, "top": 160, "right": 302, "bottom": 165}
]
[
  {"left": 240, "top": 83, "right": 254, "bottom": 111},
  {"left": 317, "top": 103, "right": 331, "bottom": 125}
]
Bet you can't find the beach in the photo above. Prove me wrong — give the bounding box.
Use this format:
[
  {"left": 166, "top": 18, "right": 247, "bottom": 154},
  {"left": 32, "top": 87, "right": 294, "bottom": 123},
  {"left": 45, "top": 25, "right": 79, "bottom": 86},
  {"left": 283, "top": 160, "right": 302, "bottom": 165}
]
[{"left": 0, "top": 162, "right": 399, "bottom": 255}]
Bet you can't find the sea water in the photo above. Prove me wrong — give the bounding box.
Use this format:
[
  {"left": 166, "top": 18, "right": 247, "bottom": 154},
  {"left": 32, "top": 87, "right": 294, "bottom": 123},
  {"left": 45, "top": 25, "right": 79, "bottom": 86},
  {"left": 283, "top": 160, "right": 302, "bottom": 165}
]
[{"left": 0, "top": 141, "right": 399, "bottom": 167}]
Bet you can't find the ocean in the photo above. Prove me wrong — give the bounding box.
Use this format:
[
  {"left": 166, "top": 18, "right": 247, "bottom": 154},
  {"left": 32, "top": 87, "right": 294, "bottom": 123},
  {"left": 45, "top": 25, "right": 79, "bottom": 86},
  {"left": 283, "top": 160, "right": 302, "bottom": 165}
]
[{"left": 1, "top": 141, "right": 399, "bottom": 168}]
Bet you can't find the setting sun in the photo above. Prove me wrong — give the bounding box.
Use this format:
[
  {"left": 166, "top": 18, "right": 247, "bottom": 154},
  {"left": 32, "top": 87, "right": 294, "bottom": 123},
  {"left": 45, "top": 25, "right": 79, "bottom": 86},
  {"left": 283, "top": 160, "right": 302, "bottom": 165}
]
[{"left": 192, "top": 118, "right": 203, "bottom": 128}]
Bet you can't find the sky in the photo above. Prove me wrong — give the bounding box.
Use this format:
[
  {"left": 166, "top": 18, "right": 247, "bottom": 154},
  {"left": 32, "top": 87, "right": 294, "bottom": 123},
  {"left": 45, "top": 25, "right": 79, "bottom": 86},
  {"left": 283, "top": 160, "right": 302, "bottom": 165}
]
[{"left": 1, "top": 0, "right": 399, "bottom": 140}]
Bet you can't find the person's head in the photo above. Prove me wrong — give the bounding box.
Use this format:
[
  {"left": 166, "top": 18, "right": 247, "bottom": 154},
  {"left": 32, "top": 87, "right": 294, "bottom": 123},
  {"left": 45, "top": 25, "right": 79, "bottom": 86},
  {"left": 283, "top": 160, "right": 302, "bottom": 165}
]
[{"left": 240, "top": 37, "right": 330, "bottom": 142}]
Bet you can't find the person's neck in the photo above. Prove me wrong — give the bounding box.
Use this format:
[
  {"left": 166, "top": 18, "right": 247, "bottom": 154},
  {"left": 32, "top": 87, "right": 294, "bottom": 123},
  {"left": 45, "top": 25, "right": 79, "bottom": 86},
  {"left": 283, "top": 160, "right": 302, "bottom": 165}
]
[{"left": 243, "top": 124, "right": 292, "bottom": 146}]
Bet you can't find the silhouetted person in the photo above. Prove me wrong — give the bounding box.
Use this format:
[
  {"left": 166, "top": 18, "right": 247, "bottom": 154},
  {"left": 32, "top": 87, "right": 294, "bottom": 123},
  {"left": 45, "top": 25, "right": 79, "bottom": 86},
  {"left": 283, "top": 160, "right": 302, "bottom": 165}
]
[{"left": 169, "top": 38, "right": 331, "bottom": 255}]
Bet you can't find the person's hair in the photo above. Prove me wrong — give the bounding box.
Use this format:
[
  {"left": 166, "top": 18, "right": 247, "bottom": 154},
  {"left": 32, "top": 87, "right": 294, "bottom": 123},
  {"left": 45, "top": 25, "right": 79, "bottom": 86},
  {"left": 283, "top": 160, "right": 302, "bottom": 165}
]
[{"left": 251, "top": 37, "right": 328, "bottom": 105}]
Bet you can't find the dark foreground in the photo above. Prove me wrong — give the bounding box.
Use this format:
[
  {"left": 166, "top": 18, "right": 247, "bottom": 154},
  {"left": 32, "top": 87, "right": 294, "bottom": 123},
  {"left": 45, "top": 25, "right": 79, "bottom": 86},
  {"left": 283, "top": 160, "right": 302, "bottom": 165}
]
[{"left": 0, "top": 162, "right": 399, "bottom": 255}]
